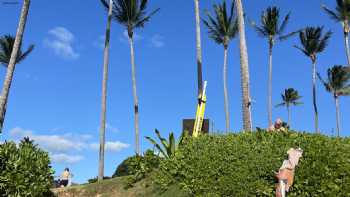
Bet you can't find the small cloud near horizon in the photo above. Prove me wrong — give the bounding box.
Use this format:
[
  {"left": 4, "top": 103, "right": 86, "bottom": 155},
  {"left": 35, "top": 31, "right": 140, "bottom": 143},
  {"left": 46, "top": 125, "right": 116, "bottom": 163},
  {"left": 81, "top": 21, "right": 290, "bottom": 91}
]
[{"left": 8, "top": 127, "right": 129, "bottom": 164}]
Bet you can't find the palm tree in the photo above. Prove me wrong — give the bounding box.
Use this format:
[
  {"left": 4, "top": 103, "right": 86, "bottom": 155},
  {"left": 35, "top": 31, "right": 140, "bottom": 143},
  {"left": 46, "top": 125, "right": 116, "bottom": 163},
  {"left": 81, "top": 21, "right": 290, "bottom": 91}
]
[
  {"left": 0, "top": 0, "right": 32, "bottom": 133},
  {"left": 317, "top": 65, "right": 350, "bottom": 137},
  {"left": 276, "top": 88, "right": 302, "bottom": 127},
  {"left": 0, "top": 35, "right": 34, "bottom": 67},
  {"left": 202, "top": 1, "right": 238, "bottom": 133},
  {"left": 235, "top": 0, "right": 252, "bottom": 131},
  {"left": 294, "top": 26, "right": 332, "bottom": 134},
  {"left": 250, "top": 7, "right": 295, "bottom": 127},
  {"left": 194, "top": 0, "right": 203, "bottom": 98},
  {"left": 322, "top": 0, "right": 350, "bottom": 65},
  {"left": 98, "top": 0, "right": 113, "bottom": 182},
  {"left": 101, "top": 0, "right": 159, "bottom": 155}
]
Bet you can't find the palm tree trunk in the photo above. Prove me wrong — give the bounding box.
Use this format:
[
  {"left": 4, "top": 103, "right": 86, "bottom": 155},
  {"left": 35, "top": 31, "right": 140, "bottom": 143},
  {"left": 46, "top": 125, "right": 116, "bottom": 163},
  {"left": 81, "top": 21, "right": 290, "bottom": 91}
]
[
  {"left": 312, "top": 60, "right": 319, "bottom": 133},
  {"left": 287, "top": 105, "right": 291, "bottom": 128},
  {"left": 0, "top": 0, "right": 30, "bottom": 133},
  {"left": 268, "top": 41, "right": 273, "bottom": 127},
  {"left": 334, "top": 96, "right": 340, "bottom": 137},
  {"left": 343, "top": 22, "right": 350, "bottom": 65},
  {"left": 194, "top": 0, "right": 203, "bottom": 98},
  {"left": 98, "top": 0, "right": 112, "bottom": 182},
  {"left": 235, "top": 0, "right": 252, "bottom": 131},
  {"left": 223, "top": 46, "right": 230, "bottom": 133},
  {"left": 128, "top": 35, "right": 140, "bottom": 155},
  {"left": 344, "top": 33, "right": 350, "bottom": 65}
]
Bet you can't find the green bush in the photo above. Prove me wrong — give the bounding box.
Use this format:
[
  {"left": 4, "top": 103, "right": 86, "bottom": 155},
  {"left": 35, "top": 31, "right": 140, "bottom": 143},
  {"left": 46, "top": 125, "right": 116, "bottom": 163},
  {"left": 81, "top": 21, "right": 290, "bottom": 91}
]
[
  {"left": 157, "top": 131, "right": 350, "bottom": 196},
  {"left": 0, "top": 137, "right": 54, "bottom": 197},
  {"left": 113, "top": 149, "right": 160, "bottom": 178},
  {"left": 113, "top": 150, "right": 161, "bottom": 188}
]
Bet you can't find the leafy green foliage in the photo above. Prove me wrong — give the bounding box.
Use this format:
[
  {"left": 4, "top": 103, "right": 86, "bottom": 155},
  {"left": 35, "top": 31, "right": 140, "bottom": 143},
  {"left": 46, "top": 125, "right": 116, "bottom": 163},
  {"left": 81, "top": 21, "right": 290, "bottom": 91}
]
[
  {"left": 156, "top": 132, "right": 350, "bottom": 196},
  {"left": 113, "top": 150, "right": 160, "bottom": 188},
  {"left": 322, "top": 0, "right": 350, "bottom": 24},
  {"left": 318, "top": 65, "right": 350, "bottom": 97},
  {"left": 0, "top": 35, "right": 34, "bottom": 67},
  {"left": 100, "top": 0, "right": 159, "bottom": 37},
  {"left": 145, "top": 129, "right": 188, "bottom": 159},
  {"left": 295, "top": 27, "right": 332, "bottom": 60},
  {"left": 250, "top": 6, "right": 293, "bottom": 42},
  {"left": 276, "top": 88, "right": 302, "bottom": 108},
  {"left": 0, "top": 138, "right": 54, "bottom": 197},
  {"left": 202, "top": 0, "right": 238, "bottom": 47}
]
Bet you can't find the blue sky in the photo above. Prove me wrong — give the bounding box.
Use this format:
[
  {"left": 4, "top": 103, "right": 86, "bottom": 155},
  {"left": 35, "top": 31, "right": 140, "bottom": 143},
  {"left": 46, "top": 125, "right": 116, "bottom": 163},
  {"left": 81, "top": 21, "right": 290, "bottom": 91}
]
[{"left": 0, "top": 0, "right": 349, "bottom": 183}]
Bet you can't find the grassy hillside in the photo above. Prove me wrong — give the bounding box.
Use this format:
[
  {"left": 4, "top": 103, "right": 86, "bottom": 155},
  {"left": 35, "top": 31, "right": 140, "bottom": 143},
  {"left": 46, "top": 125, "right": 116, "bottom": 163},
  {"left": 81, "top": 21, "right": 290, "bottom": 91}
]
[
  {"left": 52, "top": 175, "right": 187, "bottom": 197},
  {"left": 53, "top": 131, "right": 350, "bottom": 197}
]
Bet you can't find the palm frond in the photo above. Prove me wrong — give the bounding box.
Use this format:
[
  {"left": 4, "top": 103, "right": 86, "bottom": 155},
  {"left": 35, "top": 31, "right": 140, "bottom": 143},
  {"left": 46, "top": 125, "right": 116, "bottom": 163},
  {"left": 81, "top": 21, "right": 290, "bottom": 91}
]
[
  {"left": 275, "top": 102, "right": 286, "bottom": 108},
  {"left": 17, "top": 44, "right": 34, "bottom": 64},
  {"left": 278, "top": 12, "right": 291, "bottom": 34},
  {"left": 155, "top": 129, "right": 169, "bottom": 150},
  {"left": 144, "top": 136, "right": 168, "bottom": 158},
  {"left": 278, "top": 29, "right": 301, "bottom": 41},
  {"left": 321, "top": 4, "right": 341, "bottom": 22},
  {"left": 202, "top": 1, "right": 238, "bottom": 46},
  {"left": 294, "top": 45, "right": 309, "bottom": 57}
]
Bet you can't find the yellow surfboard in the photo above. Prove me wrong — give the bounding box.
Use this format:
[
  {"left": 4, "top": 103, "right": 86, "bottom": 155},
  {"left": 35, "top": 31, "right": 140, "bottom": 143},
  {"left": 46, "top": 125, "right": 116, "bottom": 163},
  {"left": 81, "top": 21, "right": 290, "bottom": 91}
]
[{"left": 193, "top": 81, "right": 207, "bottom": 137}]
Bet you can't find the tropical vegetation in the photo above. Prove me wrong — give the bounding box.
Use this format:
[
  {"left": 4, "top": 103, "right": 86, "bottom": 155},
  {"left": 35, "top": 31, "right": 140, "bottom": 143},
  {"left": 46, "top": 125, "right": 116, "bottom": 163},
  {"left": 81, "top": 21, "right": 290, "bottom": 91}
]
[
  {"left": 322, "top": 0, "right": 350, "bottom": 64},
  {"left": 202, "top": 0, "right": 238, "bottom": 133},
  {"left": 0, "top": 138, "right": 54, "bottom": 196},
  {"left": 101, "top": 0, "right": 160, "bottom": 157},
  {"left": 318, "top": 65, "right": 350, "bottom": 137},
  {"left": 157, "top": 132, "right": 350, "bottom": 196},
  {"left": 276, "top": 88, "right": 302, "bottom": 127},
  {"left": 2, "top": 1, "right": 350, "bottom": 196},
  {"left": 0, "top": 0, "right": 31, "bottom": 133},
  {"left": 294, "top": 26, "right": 332, "bottom": 134},
  {"left": 249, "top": 6, "right": 295, "bottom": 127}
]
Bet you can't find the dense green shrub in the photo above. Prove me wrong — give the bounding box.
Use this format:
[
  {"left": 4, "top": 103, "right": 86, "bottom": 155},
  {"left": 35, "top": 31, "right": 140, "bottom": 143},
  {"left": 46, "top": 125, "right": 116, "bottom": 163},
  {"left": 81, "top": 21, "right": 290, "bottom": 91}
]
[
  {"left": 157, "top": 131, "right": 350, "bottom": 196},
  {"left": 113, "top": 149, "right": 160, "bottom": 178},
  {"left": 113, "top": 149, "right": 161, "bottom": 188},
  {"left": 0, "top": 137, "right": 54, "bottom": 197}
]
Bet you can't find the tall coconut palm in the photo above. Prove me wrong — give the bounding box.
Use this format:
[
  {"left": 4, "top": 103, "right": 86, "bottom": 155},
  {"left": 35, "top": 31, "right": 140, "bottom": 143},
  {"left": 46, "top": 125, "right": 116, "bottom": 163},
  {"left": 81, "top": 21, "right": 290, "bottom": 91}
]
[
  {"left": 101, "top": 0, "right": 159, "bottom": 155},
  {"left": 235, "top": 0, "right": 252, "bottom": 131},
  {"left": 317, "top": 65, "right": 350, "bottom": 137},
  {"left": 194, "top": 0, "right": 203, "bottom": 98},
  {"left": 0, "top": 0, "right": 31, "bottom": 133},
  {"left": 294, "top": 26, "right": 332, "bottom": 134},
  {"left": 98, "top": 0, "right": 113, "bottom": 182},
  {"left": 322, "top": 0, "right": 350, "bottom": 65},
  {"left": 202, "top": 1, "right": 238, "bottom": 133},
  {"left": 276, "top": 88, "right": 302, "bottom": 127},
  {"left": 0, "top": 35, "right": 34, "bottom": 67},
  {"left": 250, "top": 7, "right": 295, "bottom": 127}
]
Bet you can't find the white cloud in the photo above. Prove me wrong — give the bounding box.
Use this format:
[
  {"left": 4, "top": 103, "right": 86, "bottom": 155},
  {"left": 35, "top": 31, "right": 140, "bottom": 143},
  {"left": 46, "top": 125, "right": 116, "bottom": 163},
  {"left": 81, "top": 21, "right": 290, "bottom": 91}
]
[
  {"left": 49, "top": 27, "right": 74, "bottom": 43},
  {"left": 150, "top": 34, "right": 165, "bottom": 48},
  {"left": 51, "top": 153, "right": 84, "bottom": 164},
  {"left": 8, "top": 127, "right": 130, "bottom": 164},
  {"left": 90, "top": 141, "right": 129, "bottom": 152},
  {"left": 119, "top": 30, "right": 143, "bottom": 43},
  {"left": 9, "top": 127, "right": 129, "bottom": 152},
  {"left": 9, "top": 127, "right": 86, "bottom": 153},
  {"left": 44, "top": 27, "right": 79, "bottom": 59}
]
